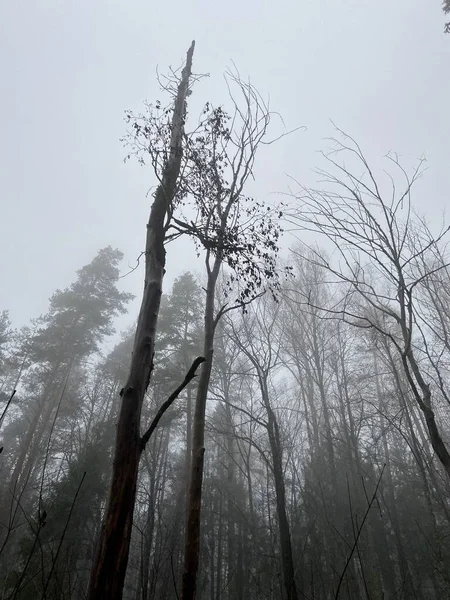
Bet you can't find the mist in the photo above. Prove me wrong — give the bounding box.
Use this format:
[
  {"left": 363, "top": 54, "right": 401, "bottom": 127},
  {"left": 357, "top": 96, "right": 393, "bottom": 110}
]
[{"left": 1, "top": 2, "right": 450, "bottom": 599}]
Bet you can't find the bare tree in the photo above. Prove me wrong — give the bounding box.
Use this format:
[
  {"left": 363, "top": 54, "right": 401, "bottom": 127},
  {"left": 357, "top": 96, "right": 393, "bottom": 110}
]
[
  {"left": 289, "top": 128, "right": 450, "bottom": 481},
  {"left": 226, "top": 297, "right": 299, "bottom": 600}
]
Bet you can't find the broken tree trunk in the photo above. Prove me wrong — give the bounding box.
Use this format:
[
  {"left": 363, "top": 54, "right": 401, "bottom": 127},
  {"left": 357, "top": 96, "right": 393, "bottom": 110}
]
[{"left": 87, "top": 41, "right": 195, "bottom": 600}]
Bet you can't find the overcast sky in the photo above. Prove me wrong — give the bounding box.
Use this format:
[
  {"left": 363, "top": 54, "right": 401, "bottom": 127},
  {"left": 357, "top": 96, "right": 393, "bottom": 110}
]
[{"left": 1, "top": 0, "right": 449, "bottom": 335}]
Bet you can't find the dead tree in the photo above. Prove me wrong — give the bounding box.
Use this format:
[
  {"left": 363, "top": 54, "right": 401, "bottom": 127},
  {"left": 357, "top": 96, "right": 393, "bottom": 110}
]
[{"left": 86, "top": 42, "right": 202, "bottom": 600}]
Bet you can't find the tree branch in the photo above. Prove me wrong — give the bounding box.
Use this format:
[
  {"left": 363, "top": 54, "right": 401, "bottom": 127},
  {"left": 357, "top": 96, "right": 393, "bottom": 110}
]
[
  {"left": 140, "top": 356, "right": 206, "bottom": 450},
  {"left": 213, "top": 290, "right": 266, "bottom": 329},
  {"left": 334, "top": 466, "right": 385, "bottom": 600}
]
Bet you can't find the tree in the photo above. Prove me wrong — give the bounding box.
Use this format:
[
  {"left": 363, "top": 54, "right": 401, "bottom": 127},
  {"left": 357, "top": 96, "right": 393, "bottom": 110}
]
[
  {"left": 86, "top": 42, "right": 203, "bottom": 600},
  {"left": 174, "top": 74, "right": 286, "bottom": 600},
  {"left": 155, "top": 273, "right": 204, "bottom": 392},
  {"left": 0, "top": 310, "right": 14, "bottom": 426},
  {"left": 0, "top": 311, "right": 12, "bottom": 375},
  {"left": 133, "top": 274, "right": 203, "bottom": 600},
  {"left": 444, "top": 0, "right": 450, "bottom": 33},
  {"left": 226, "top": 298, "right": 299, "bottom": 600},
  {"left": 156, "top": 273, "right": 204, "bottom": 488},
  {"left": 289, "top": 128, "right": 450, "bottom": 482},
  {"left": 26, "top": 246, "right": 132, "bottom": 365},
  {"left": 0, "top": 247, "right": 132, "bottom": 550},
  {"left": 124, "top": 63, "right": 290, "bottom": 599}
]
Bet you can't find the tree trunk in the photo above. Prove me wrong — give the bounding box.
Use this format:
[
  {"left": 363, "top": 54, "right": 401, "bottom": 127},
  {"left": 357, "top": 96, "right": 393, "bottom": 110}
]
[
  {"left": 7, "top": 365, "right": 61, "bottom": 494},
  {"left": 87, "top": 42, "right": 194, "bottom": 600},
  {"left": 403, "top": 348, "right": 450, "bottom": 479},
  {"left": 182, "top": 258, "right": 220, "bottom": 600},
  {"left": 234, "top": 312, "right": 299, "bottom": 600},
  {"left": 260, "top": 375, "right": 298, "bottom": 600},
  {"left": 186, "top": 386, "right": 193, "bottom": 478},
  {"left": 138, "top": 429, "right": 169, "bottom": 600},
  {"left": 224, "top": 402, "right": 237, "bottom": 600},
  {"left": 396, "top": 273, "right": 450, "bottom": 480}
]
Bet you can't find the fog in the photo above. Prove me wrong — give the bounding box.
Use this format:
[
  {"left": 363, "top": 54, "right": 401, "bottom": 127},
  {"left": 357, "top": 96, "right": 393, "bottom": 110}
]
[
  {"left": 2, "top": 1, "right": 449, "bottom": 325},
  {"left": 1, "top": 2, "right": 450, "bottom": 599}
]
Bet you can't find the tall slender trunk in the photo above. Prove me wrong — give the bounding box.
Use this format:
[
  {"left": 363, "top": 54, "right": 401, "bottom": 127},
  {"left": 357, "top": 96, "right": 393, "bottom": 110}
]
[
  {"left": 396, "top": 275, "right": 450, "bottom": 480},
  {"left": 139, "top": 491, "right": 155, "bottom": 600},
  {"left": 0, "top": 363, "right": 69, "bottom": 545},
  {"left": 384, "top": 342, "right": 450, "bottom": 520},
  {"left": 311, "top": 321, "right": 337, "bottom": 493},
  {"left": 235, "top": 509, "right": 245, "bottom": 600},
  {"left": 216, "top": 492, "right": 223, "bottom": 600},
  {"left": 260, "top": 374, "right": 298, "bottom": 600},
  {"left": 8, "top": 365, "right": 60, "bottom": 492},
  {"left": 186, "top": 387, "right": 193, "bottom": 477},
  {"left": 371, "top": 352, "right": 409, "bottom": 597},
  {"left": 87, "top": 43, "right": 194, "bottom": 600},
  {"left": 138, "top": 429, "right": 169, "bottom": 600},
  {"left": 224, "top": 402, "right": 237, "bottom": 600},
  {"left": 182, "top": 259, "right": 220, "bottom": 600},
  {"left": 236, "top": 324, "right": 298, "bottom": 600}
]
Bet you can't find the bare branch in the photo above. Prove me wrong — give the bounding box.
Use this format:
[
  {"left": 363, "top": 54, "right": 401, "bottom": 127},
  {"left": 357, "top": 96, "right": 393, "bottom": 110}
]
[{"left": 140, "top": 356, "right": 206, "bottom": 450}]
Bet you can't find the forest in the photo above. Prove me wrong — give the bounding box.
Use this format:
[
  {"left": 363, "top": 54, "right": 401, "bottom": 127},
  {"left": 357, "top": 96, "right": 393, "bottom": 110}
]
[{"left": 1, "top": 4, "right": 450, "bottom": 600}]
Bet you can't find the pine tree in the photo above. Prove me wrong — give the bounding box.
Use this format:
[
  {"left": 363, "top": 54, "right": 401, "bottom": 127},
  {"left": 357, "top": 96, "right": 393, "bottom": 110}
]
[
  {"left": 26, "top": 246, "right": 133, "bottom": 366},
  {"left": 0, "top": 247, "right": 133, "bottom": 567},
  {"left": 156, "top": 272, "right": 203, "bottom": 383},
  {"left": 0, "top": 310, "right": 14, "bottom": 417},
  {"left": 0, "top": 310, "right": 12, "bottom": 372},
  {"left": 444, "top": 0, "right": 450, "bottom": 32}
]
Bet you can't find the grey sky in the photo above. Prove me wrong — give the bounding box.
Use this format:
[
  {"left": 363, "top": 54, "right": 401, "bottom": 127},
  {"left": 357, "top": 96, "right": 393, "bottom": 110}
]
[{"left": 1, "top": 0, "right": 449, "bottom": 333}]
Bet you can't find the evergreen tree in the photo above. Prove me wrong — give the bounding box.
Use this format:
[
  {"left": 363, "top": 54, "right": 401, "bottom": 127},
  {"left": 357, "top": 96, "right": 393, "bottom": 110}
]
[
  {"left": 0, "top": 310, "right": 14, "bottom": 421},
  {"left": 0, "top": 310, "right": 12, "bottom": 373},
  {"left": 0, "top": 247, "right": 133, "bottom": 581},
  {"left": 25, "top": 246, "right": 133, "bottom": 366},
  {"left": 156, "top": 272, "right": 203, "bottom": 383},
  {"left": 444, "top": 0, "right": 450, "bottom": 32}
]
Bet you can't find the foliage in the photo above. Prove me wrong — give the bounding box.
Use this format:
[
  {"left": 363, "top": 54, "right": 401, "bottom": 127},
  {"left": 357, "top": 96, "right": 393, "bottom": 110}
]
[
  {"left": 444, "top": 0, "right": 450, "bottom": 33},
  {"left": 25, "top": 247, "right": 134, "bottom": 366},
  {"left": 124, "top": 75, "right": 288, "bottom": 306}
]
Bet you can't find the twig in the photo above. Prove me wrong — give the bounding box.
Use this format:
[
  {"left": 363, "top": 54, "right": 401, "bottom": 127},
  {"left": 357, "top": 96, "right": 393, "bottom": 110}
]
[
  {"left": 40, "top": 471, "right": 87, "bottom": 599},
  {"left": 117, "top": 251, "right": 145, "bottom": 280},
  {"left": 334, "top": 465, "right": 385, "bottom": 599},
  {"left": 214, "top": 290, "right": 266, "bottom": 329}
]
